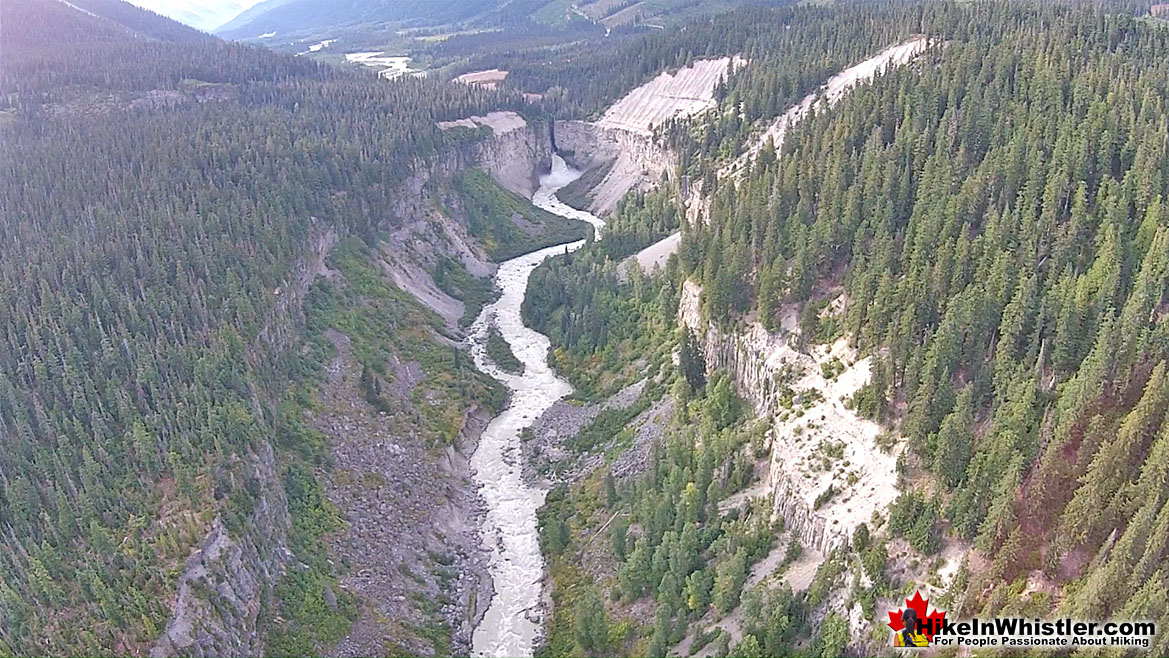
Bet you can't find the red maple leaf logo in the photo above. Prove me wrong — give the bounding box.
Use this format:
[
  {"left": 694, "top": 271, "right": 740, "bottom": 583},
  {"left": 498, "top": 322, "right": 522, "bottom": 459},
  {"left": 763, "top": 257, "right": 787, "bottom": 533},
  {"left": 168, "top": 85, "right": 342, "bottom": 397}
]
[{"left": 887, "top": 590, "right": 947, "bottom": 641}]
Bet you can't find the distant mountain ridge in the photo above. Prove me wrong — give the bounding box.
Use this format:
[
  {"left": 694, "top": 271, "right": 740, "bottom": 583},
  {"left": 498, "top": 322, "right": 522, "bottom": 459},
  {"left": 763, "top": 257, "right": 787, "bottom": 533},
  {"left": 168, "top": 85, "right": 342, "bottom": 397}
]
[
  {"left": 124, "top": 0, "right": 258, "bottom": 31},
  {"left": 215, "top": 0, "right": 502, "bottom": 39},
  {"left": 213, "top": 0, "right": 778, "bottom": 45}
]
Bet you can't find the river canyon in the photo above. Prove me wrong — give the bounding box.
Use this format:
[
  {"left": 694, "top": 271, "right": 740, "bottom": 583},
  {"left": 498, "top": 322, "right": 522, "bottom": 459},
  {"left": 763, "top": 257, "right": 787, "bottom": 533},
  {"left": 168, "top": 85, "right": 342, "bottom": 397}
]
[{"left": 467, "top": 155, "right": 605, "bottom": 657}]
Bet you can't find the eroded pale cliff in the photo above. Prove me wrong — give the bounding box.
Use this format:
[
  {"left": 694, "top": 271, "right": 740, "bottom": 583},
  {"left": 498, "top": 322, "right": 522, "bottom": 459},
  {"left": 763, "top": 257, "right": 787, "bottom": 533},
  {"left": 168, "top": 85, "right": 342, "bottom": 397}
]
[{"left": 678, "top": 280, "right": 900, "bottom": 554}]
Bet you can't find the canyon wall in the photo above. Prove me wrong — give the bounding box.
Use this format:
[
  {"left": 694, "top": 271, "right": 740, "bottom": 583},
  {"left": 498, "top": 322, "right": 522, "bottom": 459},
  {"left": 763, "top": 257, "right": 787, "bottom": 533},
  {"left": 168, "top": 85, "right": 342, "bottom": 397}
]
[
  {"left": 554, "top": 119, "right": 674, "bottom": 216},
  {"left": 386, "top": 113, "right": 556, "bottom": 326},
  {"left": 152, "top": 442, "right": 292, "bottom": 657},
  {"left": 678, "top": 281, "right": 899, "bottom": 554},
  {"left": 151, "top": 115, "right": 552, "bottom": 657}
]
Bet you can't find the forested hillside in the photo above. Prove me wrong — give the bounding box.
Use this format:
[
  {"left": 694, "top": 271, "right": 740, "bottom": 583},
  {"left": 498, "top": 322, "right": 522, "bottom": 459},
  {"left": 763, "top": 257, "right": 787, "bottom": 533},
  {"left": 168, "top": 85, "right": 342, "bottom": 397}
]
[
  {"left": 517, "top": 2, "right": 1169, "bottom": 655},
  {"left": 476, "top": 3, "right": 921, "bottom": 119},
  {"left": 0, "top": 0, "right": 530, "bottom": 653},
  {"left": 215, "top": 0, "right": 783, "bottom": 52},
  {"left": 8, "top": 0, "right": 1169, "bottom": 653},
  {"left": 679, "top": 0, "right": 1169, "bottom": 640}
]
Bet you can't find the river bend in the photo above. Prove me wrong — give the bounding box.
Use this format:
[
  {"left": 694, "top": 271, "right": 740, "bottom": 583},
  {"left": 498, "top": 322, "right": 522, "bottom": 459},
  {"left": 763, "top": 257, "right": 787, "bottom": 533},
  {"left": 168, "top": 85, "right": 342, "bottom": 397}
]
[{"left": 468, "top": 155, "right": 604, "bottom": 657}]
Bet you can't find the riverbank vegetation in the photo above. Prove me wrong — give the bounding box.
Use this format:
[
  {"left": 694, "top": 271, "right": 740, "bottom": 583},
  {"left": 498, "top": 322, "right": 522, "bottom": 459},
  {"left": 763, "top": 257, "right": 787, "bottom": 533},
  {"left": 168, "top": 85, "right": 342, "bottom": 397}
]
[
  {"left": 450, "top": 168, "right": 592, "bottom": 261},
  {"left": 486, "top": 326, "right": 524, "bottom": 375},
  {"left": 522, "top": 191, "right": 683, "bottom": 398},
  {"left": 526, "top": 172, "right": 822, "bottom": 656},
  {"left": 434, "top": 256, "right": 499, "bottom": 327},
  {"left": 527, "top": 2, "right": 1169, "bottom": 653}
]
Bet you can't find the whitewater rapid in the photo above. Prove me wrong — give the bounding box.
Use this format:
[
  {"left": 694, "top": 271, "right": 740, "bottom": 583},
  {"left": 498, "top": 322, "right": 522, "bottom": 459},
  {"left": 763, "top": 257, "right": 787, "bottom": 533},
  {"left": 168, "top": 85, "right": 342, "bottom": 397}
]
[{"left": 468, "top": 155, "right": 604, "bottom": 657}]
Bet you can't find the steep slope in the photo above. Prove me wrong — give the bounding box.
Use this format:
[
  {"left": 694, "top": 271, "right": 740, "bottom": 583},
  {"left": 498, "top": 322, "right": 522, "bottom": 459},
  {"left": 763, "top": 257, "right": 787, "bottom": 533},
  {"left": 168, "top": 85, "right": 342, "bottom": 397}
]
[
  {"left": 514, "top": 3, "right": 1169, "bottom": 656},
  {"left": 553, "top": 55, "right": 742, "bottom": 217},
  {"left": 677, "top": 4, "right": 1169, "bottom": 652},
  {"left": 215, "top": 0, "right": 500, "bottom": 40},
  {"left": 0, "top": 0, "right": 582, "bottom": 655}
]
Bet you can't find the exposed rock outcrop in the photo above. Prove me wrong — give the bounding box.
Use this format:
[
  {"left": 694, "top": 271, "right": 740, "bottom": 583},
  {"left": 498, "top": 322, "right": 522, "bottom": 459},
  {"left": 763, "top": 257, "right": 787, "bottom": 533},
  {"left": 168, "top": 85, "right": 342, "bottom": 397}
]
[
  {"left": 385, "top": 113, "right": 555, "bottom": 326},
  {"left": 678, "top": 280, "right": 899, "bottom": 554},
  {"left": 554, "top": 119, "right": 673, "bottom": 216},
  {"left": 436, "top": 111, "right": 553, "bottom": 199},
  {"left": 550, "top": 57, "right": 745, "bottom": 217},
  {"left": 152, "top": 113, "right": 550, "bottom": 658},
  {"left": 152, "top": 442, "right": 293, "bottom": 658},
  {"left": 665, "top": 42, "right": 935, "bottom": 554},
  {"left": 319, "top": 332, "right": 493, "bottom": 657},
  {"left": 594, "top": 57, "right": 745, "bottom": 136}
]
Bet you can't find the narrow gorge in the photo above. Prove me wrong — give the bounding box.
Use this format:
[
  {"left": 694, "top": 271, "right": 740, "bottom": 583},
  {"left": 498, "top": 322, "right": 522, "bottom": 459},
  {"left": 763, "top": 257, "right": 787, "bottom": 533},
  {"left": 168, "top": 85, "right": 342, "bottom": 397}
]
[
  {"left": 465, "top": 40, "right": 934, "bottom": 651},
  {"left": 467, "top": 156, "right": 605, "bottom": 657}
]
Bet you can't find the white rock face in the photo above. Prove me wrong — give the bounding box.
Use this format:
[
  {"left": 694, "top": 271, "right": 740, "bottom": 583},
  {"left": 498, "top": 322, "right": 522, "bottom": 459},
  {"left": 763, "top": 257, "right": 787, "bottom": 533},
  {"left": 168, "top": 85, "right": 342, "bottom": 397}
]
[
  {"left": 670, "top": 43, "right": 935, "bottom": 552},
  {"left": 438, "top": 111, "right": 528, "bottom": 136},
  {"left": 435, "top": 112, "right": 552, "bottom": 198},
  {"left": 554, "top": 119, "right": 674, "bottom": 217},
  {"left": 553, "top": 57, "right": 741, "bottom": 217},
  {"left": 596, "top": 57, "right": 745, "bottom": 136},
  {"left": 678, "top": 280, "right": 900, "bottom": 553}
]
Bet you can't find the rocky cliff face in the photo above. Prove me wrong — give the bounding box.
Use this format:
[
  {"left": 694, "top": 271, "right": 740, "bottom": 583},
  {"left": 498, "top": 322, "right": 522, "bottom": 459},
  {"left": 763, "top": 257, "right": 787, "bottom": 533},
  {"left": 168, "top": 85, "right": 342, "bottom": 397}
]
[
  {"left": 385, "top": 113, "right": 555, "bottom": 327},
  {"left": 152, "top": 442, "right": 293, "bottom": 657},
  {"left": 678, "top": 281, "right": 899, "bottom": 554},
  {"left": 553, "top": 119, "right": 674, "bottom": 216}
]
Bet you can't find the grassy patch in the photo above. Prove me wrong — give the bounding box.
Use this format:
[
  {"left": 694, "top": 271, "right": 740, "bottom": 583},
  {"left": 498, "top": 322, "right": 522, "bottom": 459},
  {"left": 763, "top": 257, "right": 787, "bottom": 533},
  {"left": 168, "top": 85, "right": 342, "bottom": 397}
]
[
  {"left": 433, "top": 256, "right": 497, "bottom": 327},
  {"left": 452, "top": 168, "right": 589, "bottom": 261},
  {"left": 568, "top": 392, "right": 652, "bottom": 453}
]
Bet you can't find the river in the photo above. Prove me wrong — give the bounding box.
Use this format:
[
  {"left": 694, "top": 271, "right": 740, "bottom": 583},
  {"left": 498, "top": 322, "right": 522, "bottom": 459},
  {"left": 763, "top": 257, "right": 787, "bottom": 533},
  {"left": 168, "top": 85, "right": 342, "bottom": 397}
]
[{"left": 467, "top": 154, "right": 605, "bottom": 657}]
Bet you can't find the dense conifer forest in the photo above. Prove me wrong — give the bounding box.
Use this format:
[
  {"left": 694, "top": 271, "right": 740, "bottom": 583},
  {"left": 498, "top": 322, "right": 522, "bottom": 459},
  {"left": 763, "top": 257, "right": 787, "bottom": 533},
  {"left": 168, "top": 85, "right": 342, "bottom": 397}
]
[
  {"left": 0, "top": 0, "right": 521, "bottom": 652},
  {"left": 520, "top": 2, "right": 1169, "bottom": 655},
  {"left": 6, "top": 0, "right": 1169, "bottom": 654},
  {"left": 477, "top": 3, "right": 923, "bottom": 118},
  {"left": 682, "top": 6, "right": 1169, "bottom": 627}
]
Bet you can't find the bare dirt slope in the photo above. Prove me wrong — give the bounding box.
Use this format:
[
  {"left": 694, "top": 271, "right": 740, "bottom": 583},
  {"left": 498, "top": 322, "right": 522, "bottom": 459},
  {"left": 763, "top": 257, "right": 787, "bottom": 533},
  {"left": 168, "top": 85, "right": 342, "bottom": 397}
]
[
  {"left": 454, "top": 69, "right": 509, "bottom": 89},
  {"left": 723, "top": 37, "right": 930, "bottom": 178},
  {"left": 596, "top": 56, "right": 744, "bottom": 136},
  {"left": 678, "top": 280, "right": 900, "bottom": 553}
]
